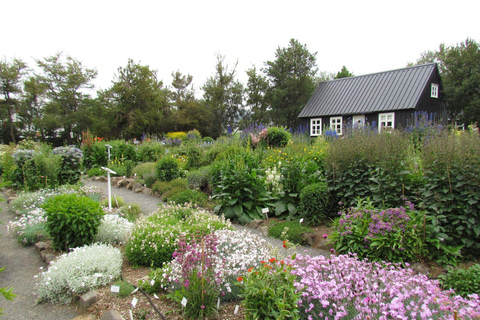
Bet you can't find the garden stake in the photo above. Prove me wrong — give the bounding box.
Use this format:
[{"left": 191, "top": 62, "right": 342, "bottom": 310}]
[{"left": 454, "top": 310, "right": 458, "bottom": 320}]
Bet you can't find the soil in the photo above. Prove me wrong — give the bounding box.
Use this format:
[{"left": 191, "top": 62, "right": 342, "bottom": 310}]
[{"left": 0, "top": 180, "right": 332, "bottom": 320}]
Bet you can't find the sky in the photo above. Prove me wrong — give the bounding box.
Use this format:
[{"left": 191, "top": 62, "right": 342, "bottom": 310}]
[{"left": 2, "top": 0, "right": 479, "bottom": 96}]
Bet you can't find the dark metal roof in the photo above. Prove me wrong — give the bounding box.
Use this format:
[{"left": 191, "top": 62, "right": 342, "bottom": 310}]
[{"left": 298, "top": 63, "right": 437, "bottom": 118}]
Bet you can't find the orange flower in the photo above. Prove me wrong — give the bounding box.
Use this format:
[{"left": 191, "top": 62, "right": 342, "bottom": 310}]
[
  {"left": 269, "top": 258, "right": 276, "bottom": 263},
  {"left": 248, "top": 267, "right": 254, "bottom": 272},
  {"left": 237, "top": 277, "right": 243, "bottom": 282}
]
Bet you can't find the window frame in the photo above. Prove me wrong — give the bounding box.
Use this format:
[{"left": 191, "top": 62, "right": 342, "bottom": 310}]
[
  {"left": 310, "top": 118, "right": 322, "bottom": 136},
  {"left": 330, "top": 116, "right": 343, "bottom": 135},
  {"left": 378, "top": 112, "right": 395, "bottom": 132},
  {"left": 431, "top": 83, "right": 439, "bottom": 98}
]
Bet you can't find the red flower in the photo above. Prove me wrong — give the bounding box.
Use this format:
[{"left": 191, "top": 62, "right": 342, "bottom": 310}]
[
  {"left": 260, "top": 261, "right": 266, "bottom": 264},
  {"left": 280, "top": 260, "right": 285, "bottom": 265},
  {"left": 283, "top": 240, "right": 288, "bottom": 248},
  {"left": 269, "top": 258, "right": 276, "bottom": 263},
  {"left": 237, "top": 277, "right": 243, "bottom": 282},
  {"left": 248, "top": 267, "right": 254, "bottom": 272}
]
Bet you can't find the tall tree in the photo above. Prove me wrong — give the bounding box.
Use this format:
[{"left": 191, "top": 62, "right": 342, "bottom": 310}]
[
  {"left": 99, "top": 59, "right": 172, "bottom": 139},
  {"left": 202, "top": 54, "right": 244, "bottom": 138},
  {"left": 245, "top": 65, "right": 270, "bottom": 125},
  {"left": 263, "top": 39, "right": 318, "bottom": 128},
  {"left": 35, "top": 53, "right": 97, "bottom": 144},
  {"left": 0, "top": 58, "right": 27, "bottom": 143},
  {"left": 18, "top": 76, "right": 48, "bottom": 139},
  {"left": 411, "top": 38, "right": 480, "bottom": 125},
  {"left": 334, "top": 66, "right": 354, "bottom": 79}
]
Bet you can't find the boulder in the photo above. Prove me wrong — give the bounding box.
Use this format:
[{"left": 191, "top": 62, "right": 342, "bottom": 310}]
[
  {"left": 132, "top": 182, "right": 142, "bottom": 191},
  {"left": 247, "top": 219, "right": 264, "bottom": 229},
  {"left": 34, "top": 242, "right": 47, "bottom": 254},
  {"left": 74, "top": 290, "right": 99, "bottom": 313},
  {"left": 100, "top": 310, "right": 123, "bottom": 320},
  {"left": 117, "top": 179, "right": 130, "bottom": 188},
  {"left": 142, "top": 188, "right": 153, "bottom": 196}
]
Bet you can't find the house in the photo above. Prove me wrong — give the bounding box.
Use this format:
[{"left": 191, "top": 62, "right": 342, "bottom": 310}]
[{"left": 298, "top": 63, "right": 447, "bottom": 136}]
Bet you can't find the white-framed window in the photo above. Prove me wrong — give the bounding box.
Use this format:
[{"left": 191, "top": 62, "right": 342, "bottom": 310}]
[
  {"left": 378, "top": 112, "right": 395, "bottom": 131},
  {"left": 431, "top": 83, "right": 439, "bottom": 98},
  {"left": 330, "top": 116, "right": 342, "bottom": 135},
  {"left": 352, "top": 115, "right": 365, "bottom": 127},
  {"left": 310, "top": 118, "right": 322, "bottom": 136}
]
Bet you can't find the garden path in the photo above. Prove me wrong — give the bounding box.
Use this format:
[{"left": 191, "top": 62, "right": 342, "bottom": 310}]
[
  {"left": 0, "top": 196, "right": 78, "bottom": 320},
  {"left": 83, "top": 179, "right": 330, "bottom": 258}
]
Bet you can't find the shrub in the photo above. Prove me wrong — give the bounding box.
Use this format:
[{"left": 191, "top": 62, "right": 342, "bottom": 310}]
[
  {"left": 113, "top": 280, "right": 135, "bottom": 298},
  {"left": 297, "top": 182, "right": 331, "bottom": 226},
  {"left": 117, "top": 203, "right": 143, "bottom": 222},
  {"left": 143, "top": 172, "right": 157, "bottom": 188},
  {"left": 95, "top": 214, "right": 133, "bottom": 244},
  {"left": 125, "top": 204, "right": 232, "bottom": 267},
  {"left": 101, "top": 195, "right": 125, "bottom": 208},
  {"left": 87, "top": 167, "right": 105, "bottom": 177},
  {"left": 137, "top": 142, "right": 164, "bottom": 162},
  {"left": 156, "top": 157, "right": 180, "bottom": 182},
  {"left": 160, "top": 186, "right": 188, "bottom": 202},
  {"left": 131, "top": 162, "right": 156, "bottom": 179},
  {"left": 11, "top": 149, "right": 38, "bottom": 190},
  {"left": 17, "top": 223, "right": 49, "bottom": 246},
  {"left": 42, "top": 193, "right": 104, "bottom": 251},
  {"left": 34, "top": 151, "right": 62, "bottom": 188},
  {"left": 265, "top": 126, "right": 291, "bottom": 148},
  {"left": 168, "top": 189, "right": 208, "bottom": 207},
  {"left": 52, "top": 145, "right": 83, "bottom": 185},
  {"left": 439, "top": 264, "right": 480, "bottom": 298},
  {"left": 239, "top": 257, "right": 302, "bottom": 320},
  {"left": 81, "top": 141, "right": 108, "bottom": 169},
  {"left": 187, "top": 129, "right": 202, "bottom": 140},
  {"left": 186, "top": 144, "right": 200, "bottom": 169},
  {"left": 268, "top": 221, "right": 311, "bottom": 246},
  {"left": 166, "top": 131, "right": 188, "bottom": 140},
  {"left": 35, "top": 243, "right": 122, "bottom": 304},
  {"left": 152, "top": 178, "right": 188, "bottom": 195},
  {"left": 186, "top": 166, "right": 211, "bottom": 191}
]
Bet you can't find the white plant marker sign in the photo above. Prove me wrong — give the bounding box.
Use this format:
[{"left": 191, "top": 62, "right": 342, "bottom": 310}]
[
  {"left": 262, "top": 207, "right": 269, "bottom": 219},
  {"left": 101, "top": 167, "right": 117, "bottom": 210},
  {"left": 110, "top": 285, "right": 120, "bottom": 293}
]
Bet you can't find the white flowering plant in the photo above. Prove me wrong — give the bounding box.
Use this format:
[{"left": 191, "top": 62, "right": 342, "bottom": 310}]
[
  {"left": 35, "top": 243, "right": 122, "bottom": 304},
  {"left": 125, "top": 204, "right": 233, "bottom": 268},
  {"left": 95, "top": 213, "right": 133, "bottom": 244}
]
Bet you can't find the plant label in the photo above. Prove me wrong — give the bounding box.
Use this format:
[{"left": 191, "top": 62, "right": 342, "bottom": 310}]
[
  {"left": 217, "top": 297, "right": 220, "bottom": 310},
  {"left": 129, "top": 309, "right": 133, "bottom": 320},
  {"left": 131, "top": 297, "right": 138, "bottom": 308},
  {"left": 181, "top": 297, "right": 188, "bottom": 307},
  {"left": 262, "top": 208, "right": 269, "bottom": 214},
  {"left": 150, "top": 279, "right": 155, "bottom": 286},
  {"left": 234, "top": 305, "right": 239, "bottom": 314},
  {"left": 110, "top": 285, "right": 120, "bottom": 293},
  {"left": 154, "top": 293, "right": 159, "bottom": 299}
]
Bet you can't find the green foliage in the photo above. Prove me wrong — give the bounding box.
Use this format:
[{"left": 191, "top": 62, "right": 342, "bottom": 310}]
[
  {"left": 156, "top": 156, "right": 180, "bottom": 182},
  {"left": 53, "top": 146, "right": 83, "bottom": 185},
  {"left": 42, "top": 193, "right": 104, "bottom": 251},
  {"left": 113, "top": 280, "right": 135, "bottom": 298},
  {"left": 101, "top": 195, "right": 125, "bottom": 208},
  {"left": 212, "top": 151, "right": 273, "bottom": 224},
  {"left": 266, "top": 127, "right": 291, "bottom": 148},
  {"left": 334, "top": 65, "right": 354, "bottom": 79},
  {"left": 152, "top": 178, "right": 188, "bottom": 195},
  {"left": 125, "top": 204, "right": 232, "bottom": 267},
  {"left": 268, "top": 221, "right": 311, "bottom": 246},
  {"left": 81, "top": 142, "right": 108, "bottom": 169},
  {"left": 131, "top": 162, "right": 156, "bottom": 179},
  {"left": 34, "top": 151, "right": 62, "bottom": 188},
  {"left": 186, "top": 166, "right": 212, "bottom": 191},
  {"left": 297, "top": 182, "right": 331, "bottom": 226},
  {"left": 87, "top": 167, "right": 105, "bottom": 177},
  {"left": 0, "top": 267, "right": 16, "bottom": 315},
  {"left": 186, "top": 144, "right": 201, "bottom": 169},
  {"left": 117, "top": 203, "right": 143, "bottom": 222},
  {"left": 17, "top": 223, "right": 49, "bottom": 247},
  {"left": 239, "top": 257, "right": 302, "bottom": 320},
  {"left": 438, "top": 264, "right": 480, "bottom": 297},
  {"left": 168, "top": 189, "right": 208, "bottom": 207},
  {"left": 136, "top": 141, "right": 164, "bottom": 162},
  {"left": 419, "top": 131, "right": 480, "bottom": 258},
  {"left": 160, "top": 186, "right": 186, "bottom": 202}
]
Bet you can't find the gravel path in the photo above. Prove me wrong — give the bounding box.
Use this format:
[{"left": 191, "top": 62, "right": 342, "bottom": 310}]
[
  {"left": 84, "top": 179, "right": 331, "bottom": 258},
  {"left": 0, "top": 196, "right": 78, "bottom": 320}
]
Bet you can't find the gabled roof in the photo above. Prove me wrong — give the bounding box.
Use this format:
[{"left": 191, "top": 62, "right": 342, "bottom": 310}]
[{"left": 298, "top": 63, "right": 438, "bottom": 118}]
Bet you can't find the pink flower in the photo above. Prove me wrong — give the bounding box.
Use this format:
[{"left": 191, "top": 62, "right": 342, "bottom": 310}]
[{"left": 322, "top": 234, "right": 328, "bottom": 239}]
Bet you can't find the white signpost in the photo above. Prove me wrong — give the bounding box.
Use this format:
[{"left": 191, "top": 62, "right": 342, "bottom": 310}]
[
  {"left": 105, "top": 144, "right": 113, "bottom": 161},
  {"left": 101, "top": 167, "right": 117, "bottom": 209}
]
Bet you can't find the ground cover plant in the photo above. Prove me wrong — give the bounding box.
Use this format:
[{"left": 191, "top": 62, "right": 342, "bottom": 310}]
[
  {"left": 268, "top": 220, "right": 312, "bottom": 246},
  {"left": 35, "top": 243, "right": 122, "bottom": 304},
  {"left": 439, "top": 263, "right": 480, "bottom": 298},
  {"left": 290, "top": 253, "right": 480, "bottom": 319}
]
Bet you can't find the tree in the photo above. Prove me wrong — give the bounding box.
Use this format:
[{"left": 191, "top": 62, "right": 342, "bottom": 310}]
[
  {"left": 202, "top": 54, "right": 244, "bottom": 138},
  {"left": 334, "top": 66, "right": 354, "bottom": 79},
  {"left": 35, "top": 53, "right": 97, "bottom": 144},
  {"left": 245, "top": 65, "right": 270, "bottom": 125},
  {"left": 18, "top": 76, "right": 48, "bottom": 139},
  {"left": 263, "top": 39, "right": 318, "bottom": 129},
  {"left": 0, "top": 58, "right": 27, "bottom": 143},
  {"left": 411, "top": 38, "right": 480, "bottom": 125},
  {"left": 98, "top": 59, "right": 172, "bottom": 139}
]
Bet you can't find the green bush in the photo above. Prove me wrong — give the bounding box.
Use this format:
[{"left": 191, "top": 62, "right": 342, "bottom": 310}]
[
  {"left": 101, "top": 195, "right": 125, "bottom": 208},
  {"left": 297, "top": 182, "right": 331, "bottom": 226},
  {"left": 168, "top": 189, "right": 208, "bottom": 207},
  {"left": 113, "top": 280, "right": 136, "bottom": 298},
  {"left": 125, "top": 204, "right": 232, "bottom": 267},
  {"left": 42, "top": 193, "right": 104, "bottom": 251},
  {"left": 186, "top": 166, "right": 211, "bottom": 191},
  {"left": 156, "top": 157, "right": 180, "bottom": 182},
  {"left": 439, "top": 264, "right": 480, "bottom": 297},
  {"left": 186, "top": 145, "right": 200, "bottom": 169},
  {"left": 131, "top": 162, "right": 156, "bottom": 179},
  {"left": 81, "top": 142, "right": 108, "bottom": 169},
  {"left": 266, "top": 127, "right": 291, "bottom": 148},
  {"left": 143, "top": 172, "right": 157, "bottom": 188},
  {"left": 152, "top": 178, "right": 188, "bottom": 195},
  {"left": 53, "top": 146, "right": 83, "bottom": 185},
  {"left": 117, "top": 203, "right": 143, "bottom": 222},
  {"left": 160, "top": 186, "right": 186, "bottom": 202},
  {"left": 268, "top": 221, "right": 312, "bottom": 246},
  {"left": 34, "top": 151, "right": 62, "bottom": 188},
  {"left": 137, "top": 142, "right": 164, "bottom": 162},
  {"left": 87, "top": 167, "right": 105, "bottom": 177}
]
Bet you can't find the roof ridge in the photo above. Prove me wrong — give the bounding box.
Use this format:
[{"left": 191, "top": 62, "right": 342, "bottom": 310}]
[{"left": 324, "top": 63, "right": 436, "bottom": 83}]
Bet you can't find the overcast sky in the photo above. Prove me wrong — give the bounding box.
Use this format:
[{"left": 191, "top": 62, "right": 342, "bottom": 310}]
[{"left": 2, "top": 0, "right": 479, "bottom": 95}]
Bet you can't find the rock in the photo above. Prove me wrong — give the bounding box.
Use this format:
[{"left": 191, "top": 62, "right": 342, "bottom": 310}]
[
  {"left": 134, "top": 188, "right": 143, "bottom": 193},
  {"left": 15, "top": 210, "right": 22, "bottom": 216},
  {"left": 72, "top": 315, "right": 96, "bottom": 320},
  {"left": 153, "top": 191, "right": 160, "bottom": 198},
  {"left": 100, "top": 310, "right": 123, "bottom": 320},
  {"left": 132, "top": 182, "right": 142, "bottom": 191},
  {"left": 247, "top": 219, "right": 264, "bottom": 229},
  {"left": 34, "top": 242, "right": 47, "bottom": 254},
  {"left": 142, "top": 188, "right": 153, "bottom": 196},
  {"left": 410, "top": 262, "right": 430, "bottom": 275},
  {"left": 259, "top": 226, "right": 269, "bottom": 237},
  {"left": 74, "top": 290, "right": 99, "bottom": 313},
  {"left": 117, "top": 179, "right": 129, "bottom": 188},
  {"left": 98, "top": 176, "right": 107, "bottom": 182},
  {"left": 36, "top": 233, "right": 45, "bottom": 242},
  {"left": 40, "top": 252, "right": 56, "bottom": 264},
  {"left": 126, "top": 182, "right": 134, "bottom": 190},
  {"left": 301, "top": 233, "right": 315, "bottom": 246}
]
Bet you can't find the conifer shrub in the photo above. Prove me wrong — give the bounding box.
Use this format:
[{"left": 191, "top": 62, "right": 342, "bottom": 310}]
[
  {"left": 156, "top": 157, "right": 180, "bottom": 182},
  {"left": 297, "top": 182, "right": 331, "bottom": 226},
  {"left": 42, "top": 193, "right": 104, "bottom": 251}
]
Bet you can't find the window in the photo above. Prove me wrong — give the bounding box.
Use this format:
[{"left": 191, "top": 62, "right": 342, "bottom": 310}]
[
  {"left": 378, "top": 112, "right": 394, "bottom": 131},
  {"left": 352, "top": 115, "right": 365, "bottom": 127},
  {"left": 330, "top": 117, "right": 342, "bottom": 135},
  {"left": 431, "top": 83, "right": 439, "bottom": 98},
  {"left": 310, "top": 118, "right": 322, "bottom": 136}
]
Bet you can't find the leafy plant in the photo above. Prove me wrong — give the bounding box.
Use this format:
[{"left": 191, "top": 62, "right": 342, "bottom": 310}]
[
  {"left": 113, "top": 279, "right": 136, "bottom": 298},
  {"left": 268, "top": 221, "right": 311, "bottom": 246},
  {"left": 87, "top": 167, "right": 105, "bottom": 177},
  {"left": 186, "top": 166, "right": 212, "bottom": 192},
  {"left": 239, "top": 256, "right": 302, "bottom": 320},
  {"left": 95, "top": 214, "right": 133, "bottom": 244},
  {"left": 42, "top": 193, "right": 104, "bottom": 251},
  {"left": 297, "top": 182, "right": 331, "bottom": 225},
  {"left": 156, "top": 156, "right": 180, "bottom": 182},
  {"left": 52, "top": 145, "right": 83, "bottom": 185},
  {"left": 17, "top": 223, "right": 49, "bottom": 246},
  {"left": 168, "top": 189, "right": 208, "bottom": 207},
  {"left": 117, "top": 203, "right": 143, "bottom": 222},
  {"left": 438, "top": 263, "right": 480, "bottom": 297},
  {"left": 101, "top": 195, "right": 125, "bottom": 208},
  {"left": 265, "top": 126, "right": 291, "bottom": 148}
]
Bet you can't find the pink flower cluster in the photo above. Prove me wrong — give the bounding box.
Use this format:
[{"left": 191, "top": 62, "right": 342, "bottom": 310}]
[{"left": 289, "top": 254, "right": 480, "bottom": 319}]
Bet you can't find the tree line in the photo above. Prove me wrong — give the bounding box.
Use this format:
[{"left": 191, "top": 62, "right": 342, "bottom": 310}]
[{"left": 1, "top": 38, "right": 478, "bottom": 145}]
